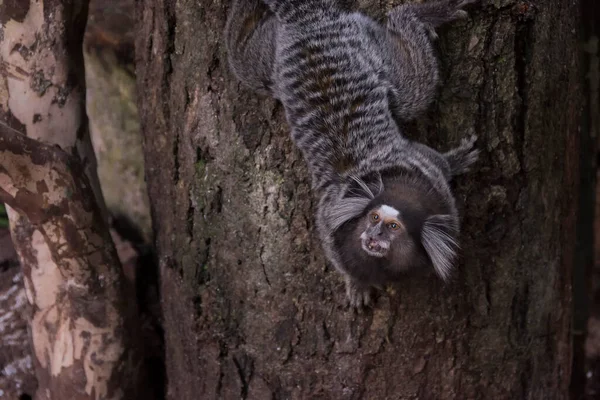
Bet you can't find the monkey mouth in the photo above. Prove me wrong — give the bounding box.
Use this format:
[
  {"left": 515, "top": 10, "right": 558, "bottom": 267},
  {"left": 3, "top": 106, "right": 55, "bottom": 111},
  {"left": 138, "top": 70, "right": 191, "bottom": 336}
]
[{"left": 362, "top": 239, "right": 388, "bottom": 258}]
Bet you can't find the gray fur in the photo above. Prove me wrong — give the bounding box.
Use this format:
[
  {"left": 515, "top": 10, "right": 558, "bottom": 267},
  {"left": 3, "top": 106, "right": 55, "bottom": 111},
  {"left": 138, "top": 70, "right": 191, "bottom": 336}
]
[
  {"left": 327, "top": 197, "right": 371, "bottom": 232},
  {"left": 226, "top": 0, "right": 479, "bottom": 307},
  {"left": 422, "top": 214, "right": 459, "bottom": 280}
]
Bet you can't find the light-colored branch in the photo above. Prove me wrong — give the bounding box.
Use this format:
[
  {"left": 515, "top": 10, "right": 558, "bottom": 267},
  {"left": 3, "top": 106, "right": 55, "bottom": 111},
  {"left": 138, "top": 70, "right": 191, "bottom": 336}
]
[
  {"left": 0, "top": 123, "right": 142, "bottom": 400},
  {"left": 0, "top": 0, "right": 149, "bottom": 396}
]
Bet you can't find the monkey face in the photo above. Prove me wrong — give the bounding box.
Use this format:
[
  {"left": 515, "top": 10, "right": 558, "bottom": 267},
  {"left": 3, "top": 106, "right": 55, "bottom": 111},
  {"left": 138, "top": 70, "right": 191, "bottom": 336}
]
[{"left": 359, "top": 205, "right": 407, "bottom": 258}]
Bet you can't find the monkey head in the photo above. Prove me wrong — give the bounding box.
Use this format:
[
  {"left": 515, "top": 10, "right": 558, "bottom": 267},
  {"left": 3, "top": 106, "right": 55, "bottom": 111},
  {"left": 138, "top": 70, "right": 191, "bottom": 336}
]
[{"left": 331, "top": 173, "right": 459, "bottom": 284}]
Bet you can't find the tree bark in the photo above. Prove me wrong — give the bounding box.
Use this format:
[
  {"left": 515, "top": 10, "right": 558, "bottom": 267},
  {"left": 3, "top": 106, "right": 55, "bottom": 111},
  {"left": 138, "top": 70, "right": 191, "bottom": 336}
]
[
  {"left": 0, "top": 229, "right": 37, "bottom": 399},
  {"left": 0, "top": 123, "right": 140, "bottom": 399},
  {"left": 136, "top": 0, "right": 582, "bottom": 398},
  {"left": 0, "top": 1, "right": 146, "bottom": 399}
]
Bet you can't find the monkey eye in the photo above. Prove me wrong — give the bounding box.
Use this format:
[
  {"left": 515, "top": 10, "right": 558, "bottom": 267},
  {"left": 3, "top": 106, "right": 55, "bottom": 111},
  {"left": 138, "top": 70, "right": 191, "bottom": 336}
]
[
  {"left": 388, "top": 222, "right": 400, "bottom": 230},
  {"left": 370, "top": 213, "right": 379, "bottom": 222}
]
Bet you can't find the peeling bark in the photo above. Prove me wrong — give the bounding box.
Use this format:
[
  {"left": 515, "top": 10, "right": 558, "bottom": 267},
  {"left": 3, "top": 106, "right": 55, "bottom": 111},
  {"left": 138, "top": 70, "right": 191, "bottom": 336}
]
[
  {"left": 0, "top": 124, "right": 143, "bottom": 400},
  {"left": 0, "top": 1, "right": 146, "bottom": 399},
  {"left": 136, "top": 0, "right": 583, "bottom": 399}
]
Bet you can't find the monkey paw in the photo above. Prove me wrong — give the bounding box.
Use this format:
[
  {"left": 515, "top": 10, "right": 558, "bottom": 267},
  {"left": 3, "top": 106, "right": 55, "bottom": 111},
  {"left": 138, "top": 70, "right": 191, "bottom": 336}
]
[
  {"left": 449, "top": 0, "right": 479, "bottom": 21},
  {"left": 417, "top": 0, "right": 479, "bottom": 39},
  {"left": 344, "top": 277, "right": 373, "bottom": 310},
  {"left": 439, "top": 0, "right": 479, "bottom": 24},
  {"left": 445, "top": 134, "right": 480, "bottom": 176}
]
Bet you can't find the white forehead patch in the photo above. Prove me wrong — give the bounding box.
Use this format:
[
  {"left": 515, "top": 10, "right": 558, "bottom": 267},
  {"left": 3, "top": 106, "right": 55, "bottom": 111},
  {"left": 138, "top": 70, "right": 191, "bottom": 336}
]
[{"left": 378, "top": 205, "right": 400, "bottom": 219}]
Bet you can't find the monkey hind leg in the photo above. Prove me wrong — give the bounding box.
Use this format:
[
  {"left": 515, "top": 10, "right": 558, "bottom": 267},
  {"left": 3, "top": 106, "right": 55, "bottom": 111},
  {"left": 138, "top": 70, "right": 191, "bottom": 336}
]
[
  {"left": 382, "top": 1, "right": 478, "bottom": 121},
  {"left": 225, "top": 0, "right": 278, "bottom": 95},
  {"left": 382, "top": 8, "right": 440, "bottom": 121},
  {"left": 391, "top": 0, "right": 478, "bottom": 34}
]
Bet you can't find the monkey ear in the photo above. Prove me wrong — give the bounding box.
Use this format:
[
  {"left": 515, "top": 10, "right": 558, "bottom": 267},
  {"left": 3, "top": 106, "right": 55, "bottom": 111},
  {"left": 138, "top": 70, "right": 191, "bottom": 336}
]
[{"left": 421, "top": 214, "right": 459, "bottom": 281}]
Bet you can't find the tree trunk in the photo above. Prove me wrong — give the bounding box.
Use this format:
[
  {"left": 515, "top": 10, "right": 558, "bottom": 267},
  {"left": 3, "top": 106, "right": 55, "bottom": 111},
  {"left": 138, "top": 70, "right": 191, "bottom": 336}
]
[
  {"left": 0, "top": 123, "right": 140, "bottom": 400},
  {"left": 136, "top": 0, "right": 583, "bottom": 398},
  {"left": 0, "top": 1, "right": 147, "bottom": 399}
]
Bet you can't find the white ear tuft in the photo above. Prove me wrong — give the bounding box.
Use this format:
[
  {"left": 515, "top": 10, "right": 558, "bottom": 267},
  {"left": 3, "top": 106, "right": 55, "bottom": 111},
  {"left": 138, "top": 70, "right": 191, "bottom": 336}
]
[
  {"left": 421, "top": 214, "right": 459, "bottom": 281},
  {"left": 328, "top": 197, "right": 371, "bottom": 231},
  {"left": 326, "top": 174, "right": 385, "bottom": 232}
]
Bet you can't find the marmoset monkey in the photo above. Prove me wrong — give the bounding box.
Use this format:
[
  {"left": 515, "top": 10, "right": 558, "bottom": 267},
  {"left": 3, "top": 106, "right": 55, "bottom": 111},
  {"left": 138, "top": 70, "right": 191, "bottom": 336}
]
[{"left": 226, "top": 0, "right": 479, "bottom": 307}]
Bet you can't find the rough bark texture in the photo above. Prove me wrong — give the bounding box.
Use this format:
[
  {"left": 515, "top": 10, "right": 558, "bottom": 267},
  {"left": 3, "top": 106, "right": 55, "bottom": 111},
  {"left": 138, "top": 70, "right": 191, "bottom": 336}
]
[
  {"left": 582, "top": 0, "right": 600, "bottom": 397},
  {"left": 136, "top": 0, "right": 582, "bottom": 398}
]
